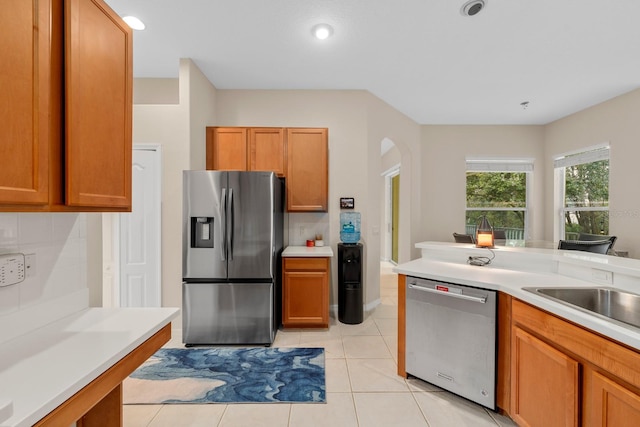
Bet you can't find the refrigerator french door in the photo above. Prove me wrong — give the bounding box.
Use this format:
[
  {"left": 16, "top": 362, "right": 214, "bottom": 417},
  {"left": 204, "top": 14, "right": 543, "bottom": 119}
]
[{"left": 182, "top": 170, "right": 283, "bottom": 345}]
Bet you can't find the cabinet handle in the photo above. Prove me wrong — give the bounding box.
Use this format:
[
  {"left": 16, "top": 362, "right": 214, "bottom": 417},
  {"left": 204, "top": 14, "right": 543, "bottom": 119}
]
[{"left": 221, "top": 188, "right": 227, "bottom": 261}]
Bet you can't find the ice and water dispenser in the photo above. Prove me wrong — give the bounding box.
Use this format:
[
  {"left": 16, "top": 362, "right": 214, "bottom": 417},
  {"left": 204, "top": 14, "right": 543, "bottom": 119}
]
[
  {"left": 338, "top": 212, "right": 363, "bottom": 324},
  {"left": 191, "top": 217, "right": 214, "bottom": 248}
]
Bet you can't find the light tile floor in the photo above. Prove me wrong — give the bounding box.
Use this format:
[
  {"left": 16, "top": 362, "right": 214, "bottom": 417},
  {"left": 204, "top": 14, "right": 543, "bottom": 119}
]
[{"left": 124, "top": 262, "right": 518, "bottom": 427}]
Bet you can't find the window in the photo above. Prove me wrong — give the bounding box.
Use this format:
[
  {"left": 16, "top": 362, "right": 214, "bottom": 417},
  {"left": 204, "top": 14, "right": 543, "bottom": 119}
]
[
  {"left": 465, "top": 158, "right": 533, "bottom": 240},
  {"left": 554, "top": 145, "right": 610, "bottom": 240}
]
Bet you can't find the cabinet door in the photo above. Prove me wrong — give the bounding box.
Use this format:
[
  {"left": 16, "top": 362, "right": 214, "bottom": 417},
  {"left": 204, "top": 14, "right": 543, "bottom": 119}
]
[
  {"left": 282, "top": 259, "right": 329, "bottom": 328},
  {"left": 0, "top": 0, "right": 50, "bottom": 205},
  {"left": 248, "top": 128, "right": 286, "bottom": 176},
  {"left": 207, "top": 127, "right": 248, "bottom": 171},
  {"left": 286, "top": 128, "right": 328, "bottom": 212},
  {"left": 586, "top": 369, "right": 640, "bottom": 427},
  {"left": 511, "top": 326, "right": 579, "bottom": 427},
  {"left": 65, "top": 0, "right": 132, "bottom": 208}
]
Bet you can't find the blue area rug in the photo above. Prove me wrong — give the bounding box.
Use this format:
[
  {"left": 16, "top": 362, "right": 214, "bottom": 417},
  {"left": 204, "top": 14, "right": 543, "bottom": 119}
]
[{"left": 123, "top": 347, "right": 325, "bottom": 404}]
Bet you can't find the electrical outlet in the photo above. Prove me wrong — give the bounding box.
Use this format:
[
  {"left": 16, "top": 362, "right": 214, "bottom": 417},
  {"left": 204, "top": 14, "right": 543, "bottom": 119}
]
[
  {"left": 592, "top": 268, "right": 613, "bottom": 285},
  {"left": 0, "top": 253, "right": 25, "bottom": 287},
  {"left": 300, "top": 226, "right": 307, "bottom": 237},
  {"left": 25, "top": 253, "right": 36, "bottom": 278}
]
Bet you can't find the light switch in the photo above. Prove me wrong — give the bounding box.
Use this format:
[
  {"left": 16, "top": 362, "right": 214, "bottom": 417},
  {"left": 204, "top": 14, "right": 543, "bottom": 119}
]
[{"left": 0, "top": 253, "right": 26, "bottom": 287}]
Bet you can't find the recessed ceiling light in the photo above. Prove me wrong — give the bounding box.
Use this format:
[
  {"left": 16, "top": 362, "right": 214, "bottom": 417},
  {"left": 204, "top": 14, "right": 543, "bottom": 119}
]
[
  {"left": 312, "top": 24, "right": 333, "bottom": 40},
  {"left": 123, "top": 16, "right": 145, "bottom": 31},
  {"left": 460, "top": 0, "right": 486, "bottom": 17}
]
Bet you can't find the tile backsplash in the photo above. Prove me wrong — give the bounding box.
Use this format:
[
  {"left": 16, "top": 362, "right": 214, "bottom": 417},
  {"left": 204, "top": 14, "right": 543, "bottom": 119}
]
[
  {"left": 0, "top": 213, "right": 87, "bottom": 317},
  {"left": 288, "top": 212, "right": 330, "bottom": 246}
]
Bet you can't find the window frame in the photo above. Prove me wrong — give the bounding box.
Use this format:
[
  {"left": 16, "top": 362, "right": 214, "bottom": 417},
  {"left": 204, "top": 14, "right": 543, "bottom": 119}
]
[
  {"left": 465, "top": 157, "right": 533, "bottom": 240},
  {"left": 553, "top": 144, "right": 610, "bottom": 241}
]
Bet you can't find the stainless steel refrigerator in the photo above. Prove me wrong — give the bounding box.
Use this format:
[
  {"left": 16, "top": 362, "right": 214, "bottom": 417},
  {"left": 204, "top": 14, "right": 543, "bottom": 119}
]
[{"left": 182, "top": 170, "right": 284, "bottom": 346}]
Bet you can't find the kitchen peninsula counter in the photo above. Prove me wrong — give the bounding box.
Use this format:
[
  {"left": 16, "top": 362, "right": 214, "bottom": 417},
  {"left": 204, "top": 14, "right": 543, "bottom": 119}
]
[
  {"left": 395, "top": 242, "right": 640, "bottom": 423},
  {"left": 394, "top": 242, "right": 640, "bottom": 350},
  {"left": 0, "top": 300, "right": 178, "bottom": 427}
]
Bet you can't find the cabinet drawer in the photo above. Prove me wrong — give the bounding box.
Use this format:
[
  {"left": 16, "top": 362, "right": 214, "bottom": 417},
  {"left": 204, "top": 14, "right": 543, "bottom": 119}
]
[{"left": 284, "top": 257, "right": 329, "bottom": 271}]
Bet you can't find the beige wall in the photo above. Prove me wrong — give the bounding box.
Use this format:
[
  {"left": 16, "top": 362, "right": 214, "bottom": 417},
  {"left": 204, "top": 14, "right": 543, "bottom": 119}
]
[
  {"left": 215, "top": 90, "right": 422, "bottom": 308},
  {"left": 367, "top": 94, "right": 423, "bottom": 264},
  {"left": 183, "top": 59, "right": 217, "bottom": 170},
  {"left": 133, "top": 78, "right": 179, "bottom": 105},
  {"left": 0, "top": 213, "right": 87, "bottom": 320},
  {"left": 420, "top": 125, "right": 546, "bottom": 243},
  {"left": 108, "top": 61, "right": 640, "bottom": 321},
  {"left": 215, "top": 90, "right": 377, "bottom": 306},
  {"left": 98, "top": 59, "right": 218, "bottom": 328},
  {"left": 544, "top": 88, "right": 640, "bottom": 257}
]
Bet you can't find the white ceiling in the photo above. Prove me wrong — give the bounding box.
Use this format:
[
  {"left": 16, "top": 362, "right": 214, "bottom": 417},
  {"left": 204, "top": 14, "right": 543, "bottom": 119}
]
[{"left": 104, "top": 0, "right": 640, "bottom": 125}]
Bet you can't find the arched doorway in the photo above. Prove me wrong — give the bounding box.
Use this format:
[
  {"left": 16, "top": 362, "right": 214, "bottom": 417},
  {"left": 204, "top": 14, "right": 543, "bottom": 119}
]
[{"left": 381, "top": 137, "right": 401, "bottom": 264}]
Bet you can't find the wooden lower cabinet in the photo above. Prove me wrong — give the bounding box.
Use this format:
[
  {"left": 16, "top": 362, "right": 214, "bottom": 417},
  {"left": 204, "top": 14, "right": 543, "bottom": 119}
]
[
  {"left": 508, "top": 298, "right": 640, "bottom": 427},
  {"left": 282, "top": 257, "right": 330, "bottom": 328},
  {"left": 511, "top": 326, "right": 580, "bottom": 427},
  {"left": 585, "top": 369, "right": 640, "bottom": 427}
]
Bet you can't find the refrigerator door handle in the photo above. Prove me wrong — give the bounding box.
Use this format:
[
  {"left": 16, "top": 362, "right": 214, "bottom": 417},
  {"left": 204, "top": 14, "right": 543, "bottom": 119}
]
[
  {"left": 229, "top": 188, "right": 234, "bottom": 260},
  {"left": 221, "top": 188, "right": 227, "bottom": 261}
]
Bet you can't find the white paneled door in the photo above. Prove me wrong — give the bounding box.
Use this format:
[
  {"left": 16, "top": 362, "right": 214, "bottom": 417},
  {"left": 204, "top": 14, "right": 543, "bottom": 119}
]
[{"left": 119, "top": 145, "right": 162, "bottom": 307}]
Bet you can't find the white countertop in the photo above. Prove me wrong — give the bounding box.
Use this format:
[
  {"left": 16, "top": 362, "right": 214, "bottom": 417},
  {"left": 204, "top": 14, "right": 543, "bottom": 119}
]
[
  {"left": 395, "top": 243, "right": 640, "bottom": 351},
  {"left": 0, "top": 307, "right": 178, "bottom": 427},
  {"left": 283, "top": 246, "right": 334, "bottom": 257}
]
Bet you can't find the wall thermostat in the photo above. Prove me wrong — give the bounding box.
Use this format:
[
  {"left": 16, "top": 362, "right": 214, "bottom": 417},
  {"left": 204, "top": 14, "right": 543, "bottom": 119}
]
[{"left": 340, "top": 197, "right": 355, "bottom": 209}]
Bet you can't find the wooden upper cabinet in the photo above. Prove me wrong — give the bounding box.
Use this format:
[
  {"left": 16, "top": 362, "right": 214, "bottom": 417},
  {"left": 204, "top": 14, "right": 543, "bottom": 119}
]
[
  {"left": 0, "top": 0, "right": 132, "bottom": 211},
  {"left": 207, "top": 127, "right": 248, "bottom": 171},
  {"left": 286, "top": 128, "right": 328, "bottom": 212},
  {"left": 65, "top": 0, "right": 132, "bottom": 208},
  {"left": 248, "top": 128, "right": 286, "bottom": 177},
  {"left": 205, "top": 126, "right": 328, "bottom": 211},
  {"left": 0, "top": 0, "right": 50, "bottom": 205}
]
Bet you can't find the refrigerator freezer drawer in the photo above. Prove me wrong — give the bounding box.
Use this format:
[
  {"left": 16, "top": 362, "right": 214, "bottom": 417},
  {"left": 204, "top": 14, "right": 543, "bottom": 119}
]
[{"left": 183, "top": 282, "right": 275, "bottom": 345}]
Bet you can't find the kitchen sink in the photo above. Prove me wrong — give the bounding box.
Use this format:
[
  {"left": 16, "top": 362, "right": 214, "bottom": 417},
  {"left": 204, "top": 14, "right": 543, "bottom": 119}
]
[{"left": 522, "top": 287, "right": 640, "bottom": 329}]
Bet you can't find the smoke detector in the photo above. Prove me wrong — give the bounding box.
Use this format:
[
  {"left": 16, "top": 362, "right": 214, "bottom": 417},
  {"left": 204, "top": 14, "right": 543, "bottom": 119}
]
[{"left": 461, "top": 0, "right": 486, "bottom": 16}]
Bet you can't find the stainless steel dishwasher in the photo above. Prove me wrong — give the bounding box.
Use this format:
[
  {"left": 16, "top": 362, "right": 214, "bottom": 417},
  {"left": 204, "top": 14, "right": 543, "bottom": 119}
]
[{"left": 405, "top": 276, "right": 497, "bottom": 409}]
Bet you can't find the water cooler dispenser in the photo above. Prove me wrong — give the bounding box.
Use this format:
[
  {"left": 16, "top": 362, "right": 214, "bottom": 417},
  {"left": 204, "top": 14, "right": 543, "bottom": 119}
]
[{"left": 338, "top": 242, "right": 364, "bottom": 324}]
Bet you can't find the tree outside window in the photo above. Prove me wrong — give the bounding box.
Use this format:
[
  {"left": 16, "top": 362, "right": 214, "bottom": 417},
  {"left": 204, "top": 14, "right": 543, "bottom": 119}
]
[
  {"left": 562, "top": 158, "right": 609, "bottom": 238},
  {"left": 465, "top": 170, "right": 528, "bottom": 240}
]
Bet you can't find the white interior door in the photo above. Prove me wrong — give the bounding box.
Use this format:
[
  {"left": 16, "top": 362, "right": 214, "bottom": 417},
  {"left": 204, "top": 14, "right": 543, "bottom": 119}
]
[{"left": 119, "top": 145, "right": 162, "bottom": 307}]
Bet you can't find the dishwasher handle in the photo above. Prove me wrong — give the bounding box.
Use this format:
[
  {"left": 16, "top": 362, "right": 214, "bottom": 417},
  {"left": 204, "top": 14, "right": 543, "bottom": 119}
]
[{"left": 408, "top": 283, "right": 487, "bottom": 304}]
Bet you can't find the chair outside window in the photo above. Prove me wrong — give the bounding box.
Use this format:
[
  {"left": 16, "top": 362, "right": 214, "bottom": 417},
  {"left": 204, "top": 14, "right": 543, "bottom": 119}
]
[
  {"left": 453, "top": 232, "right": 475, "bottom": 244},
  {"left": 493, "top": 229, "right": 506, "bottom": 245},
  {"left": 577, "top": 233, "right": 617, "bottom": 250},
  {"left": 557, "top": 239, "right": 614, "bottom": 255}
]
